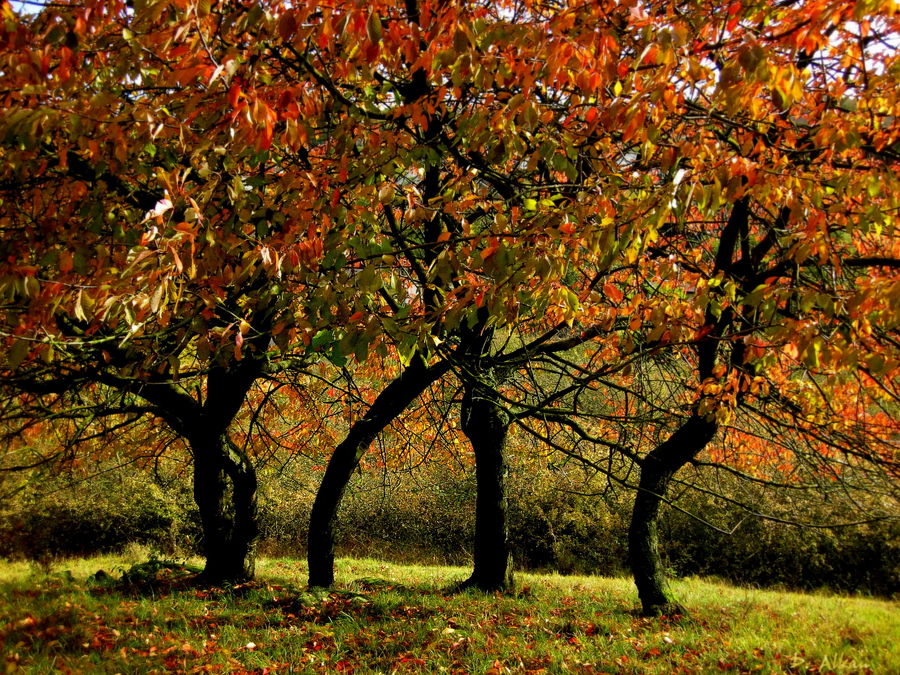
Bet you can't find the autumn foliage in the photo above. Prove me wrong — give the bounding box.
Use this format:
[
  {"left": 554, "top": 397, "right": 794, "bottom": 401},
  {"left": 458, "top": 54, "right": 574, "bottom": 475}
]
[{"left": 0, "top": 0, "right": 898, "bottom": 612}]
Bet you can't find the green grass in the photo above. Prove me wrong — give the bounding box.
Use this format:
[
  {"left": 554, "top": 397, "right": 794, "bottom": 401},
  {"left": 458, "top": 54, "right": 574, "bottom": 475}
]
[{"left": 1, "top": 553, "right": 896, "bottom": 674}]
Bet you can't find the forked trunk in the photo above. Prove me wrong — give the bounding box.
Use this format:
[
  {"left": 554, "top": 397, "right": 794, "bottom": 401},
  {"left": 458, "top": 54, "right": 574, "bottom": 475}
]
[
  {"left": 629, "top": 414, "right": 716, "bottom": 615},
  {"left": 131, "top": 361, "right": 263, "bottom": 585},
  {"left": 192, "top": 435, "right": 258, "bottom": 585}
]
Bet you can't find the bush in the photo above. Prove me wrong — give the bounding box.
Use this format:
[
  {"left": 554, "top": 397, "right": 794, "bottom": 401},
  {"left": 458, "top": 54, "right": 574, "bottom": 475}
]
[
  {"left": 308, "top": 459, "right": 898, "bottom": 596},
  {"left": 0, "top": 468, "right": 195, "bottom": 560},
  {"left": 254, "top": 469, "right": 313, "bottom": 557},
  {"left": 659, "top": 486, "right": 900, "bottom": 597},
  {"left": 2, "top": 456, "right": 895, "bottom": 597}
]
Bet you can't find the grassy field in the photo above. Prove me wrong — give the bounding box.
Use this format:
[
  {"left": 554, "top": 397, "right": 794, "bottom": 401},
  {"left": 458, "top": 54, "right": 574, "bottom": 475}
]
[{"left": 0, "top": 553, "right": 896, "bottom": 674}]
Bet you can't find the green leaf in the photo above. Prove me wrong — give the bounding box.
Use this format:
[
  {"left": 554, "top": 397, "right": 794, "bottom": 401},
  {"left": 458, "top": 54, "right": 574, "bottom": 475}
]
[
  {"left": 326, "top": 347, "right": 347, "bottom": 367},
  {"left": 311, "top": 329, "right": 332, "bottom": 350},
  {"left": 7, "top": 339, "right": 29, "bottom": 369},
  {"left": 366, "top": 12, "right": 382, "bottom": 42},
  {"left": 397, "top": 333, "right": 418, "bottom": 366}
]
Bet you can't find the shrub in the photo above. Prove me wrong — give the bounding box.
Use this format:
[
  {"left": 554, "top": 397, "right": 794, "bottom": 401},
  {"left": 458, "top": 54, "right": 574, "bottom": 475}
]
[
  {"left": 0, "top": 468, "right": 193, "bottom": 560},
  {"left": 2, "top": 456, "right": 895, "bottom": 597},
  {"left": 660, "top": 486, "right": 900, "bottom": 596}
]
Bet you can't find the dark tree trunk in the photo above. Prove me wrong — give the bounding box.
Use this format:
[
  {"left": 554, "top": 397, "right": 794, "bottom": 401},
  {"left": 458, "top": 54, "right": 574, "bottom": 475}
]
[
  {"left": 307, "top": 357, "right": 451, "bottom": 587},
  {"left": 220, "top": 438, "right": 259, "bottom": 581},
  {"left": 629, "top": 414, "right": 717, "bottom": 616},
  {"left": 457, "top": 379, "right": 513, "bottom": 592},
  {"left": 192, "top": 440, "right": 237, "bottom": 584},
  {"left": 184, "top": 361, "right": 263, "bottom": 585},
  {"left": 104, "top": 328, "right": 266, "bottom": 586},
  {"left": 191, "top": 434, "right": 258, "bottom": 584}
]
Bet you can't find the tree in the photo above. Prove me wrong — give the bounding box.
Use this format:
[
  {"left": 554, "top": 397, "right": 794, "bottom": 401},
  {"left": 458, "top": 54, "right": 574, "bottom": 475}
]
[
  {"left": 624, "top": 0, "right": 900, "bottom": 614},
  {"left": 3, "top": 0, "right": 896, "bottom": 603},
  {"left": 266, "top": 0, "right": 677, "bottom": 589},
  {"left": 486, "top": 0, "right": 900, "bottom": 613},
  {"left": 0, "top": 0, "right": 353, "bottom": 582}
]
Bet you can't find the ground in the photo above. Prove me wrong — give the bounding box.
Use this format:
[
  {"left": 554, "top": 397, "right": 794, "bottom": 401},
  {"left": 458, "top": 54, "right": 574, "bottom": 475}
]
[{"left": 1, "top": 553, "right": 896, "bottom": 674}]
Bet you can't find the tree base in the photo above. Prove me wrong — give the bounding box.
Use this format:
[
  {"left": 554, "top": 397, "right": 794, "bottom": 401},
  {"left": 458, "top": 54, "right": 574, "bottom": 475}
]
[
  {"left": 307, "top": 561, "right": 336, "bottom": 589},
  {"left": 197, "top": 570, "right": 253, "bottom": 587},
  {"left": 198, "top": 557, "right": 254, "bottom": 587},
  {"left": 448, "top": 571, "right": 514, "bottom": 594},
  {"left": 639, "top": 601, "right": 688, "bottom": 618}
]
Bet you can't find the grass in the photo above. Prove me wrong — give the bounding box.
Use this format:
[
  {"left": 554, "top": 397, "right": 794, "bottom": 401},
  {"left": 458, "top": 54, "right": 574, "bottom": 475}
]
[{"left": 1, "top": 553, "right": 896, "bottom": 674}]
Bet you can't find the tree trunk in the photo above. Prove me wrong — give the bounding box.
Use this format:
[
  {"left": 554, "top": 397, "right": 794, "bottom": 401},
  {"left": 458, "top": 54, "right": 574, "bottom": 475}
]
[
  {"left": 629, "top": 414, "right": 716, "bottom": 615},
  {"left": 192, "top": 435, "right": 258, "bottom": 585},
  {"left": 457, "top": 379, "right": 514, "bottom": 592},
  {"left": 307, "top": 356, "right": 451, "bottom": 587},
  {"left": 221, "top": 438, "right": 259, "bottom": 581},
  {"left": 627, "top": 197, "right": 746, "bottom": 614},
  {"left": 127, "top": 355, "right": 264, "bottom": 585}
]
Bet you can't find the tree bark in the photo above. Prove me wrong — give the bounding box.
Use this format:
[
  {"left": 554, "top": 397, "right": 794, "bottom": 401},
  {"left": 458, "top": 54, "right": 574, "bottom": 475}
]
[
  {"left": 191, "top": 434, "right": 258, "bottom": 584},
  {"left": 147, "top": 359, "right": 263, "bottom": 586},
  {"left": 307, "top": 356, "right": 451, "bottom": 587},
  {"left": 629, "top": 414, "right": 717, "bottom": 615},
  {"left": 457, "top": 379, "right": 514, "bottom": 592},
  {"left": 627, "top": 198, "right": 746, "bottom": 614},
  {"left": 192, "top": 441, "right": 232, "bottom": 583},
  {"left": 220, "top": 438, "right": 259, "bottom": 581}
]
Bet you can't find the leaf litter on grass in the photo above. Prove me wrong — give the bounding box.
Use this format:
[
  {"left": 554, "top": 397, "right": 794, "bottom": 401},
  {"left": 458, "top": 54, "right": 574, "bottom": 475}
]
[{"left": 1, "top": 557, "right": 897, "bottom": 674}]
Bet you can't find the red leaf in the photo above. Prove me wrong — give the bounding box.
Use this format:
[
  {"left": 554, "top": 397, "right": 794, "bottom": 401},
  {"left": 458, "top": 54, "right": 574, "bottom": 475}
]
[
  {"left": 603, "top": 283, "right": 624, "bottom": 304},
  {"left": 482, "top": 244, "right": 499, "bottom": 259},
  {"left": 58, "top": 251, "right": 74, "bottom": 274},
  {"left": 228, "top": 83, "right": 242, "bottom": 108}
]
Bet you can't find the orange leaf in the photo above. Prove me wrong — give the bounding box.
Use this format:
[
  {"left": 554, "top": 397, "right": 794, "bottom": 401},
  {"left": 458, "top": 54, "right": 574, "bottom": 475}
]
[
  {"left": 603, "top": 283, "right": 624, "bottom": 304},
  {"left": 228, "top": 83, "right": 242, "bottom": 108},
  {"left": 59, "top": 251, "right": 74, "bottom": 274}
]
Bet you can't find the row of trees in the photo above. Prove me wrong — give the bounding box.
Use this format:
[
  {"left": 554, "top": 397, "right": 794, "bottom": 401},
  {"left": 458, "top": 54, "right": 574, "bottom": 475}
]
[{"left": 1, "top": 0, "right": 898, "bottom": 615}]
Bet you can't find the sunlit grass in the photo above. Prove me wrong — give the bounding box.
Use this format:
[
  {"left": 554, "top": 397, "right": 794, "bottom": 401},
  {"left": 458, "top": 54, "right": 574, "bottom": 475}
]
[{"left": 1, "top": 554, "right": 896, "bottom": 673}]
